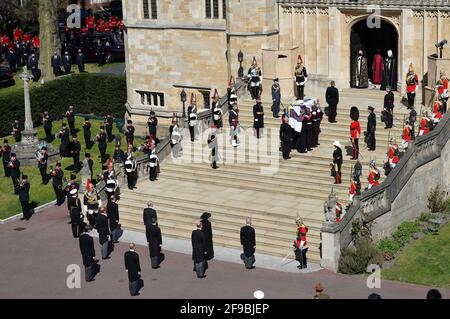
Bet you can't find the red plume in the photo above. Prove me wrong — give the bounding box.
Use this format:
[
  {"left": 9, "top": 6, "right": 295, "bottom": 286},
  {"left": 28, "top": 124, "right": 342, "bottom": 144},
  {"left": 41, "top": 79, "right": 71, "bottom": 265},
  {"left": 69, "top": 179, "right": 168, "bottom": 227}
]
[
  {"left": 86, "top": 178, "right": 92, "bottom": 192},
  {"left": 228, "top": 76, "right": 235, "bottom": 88}
]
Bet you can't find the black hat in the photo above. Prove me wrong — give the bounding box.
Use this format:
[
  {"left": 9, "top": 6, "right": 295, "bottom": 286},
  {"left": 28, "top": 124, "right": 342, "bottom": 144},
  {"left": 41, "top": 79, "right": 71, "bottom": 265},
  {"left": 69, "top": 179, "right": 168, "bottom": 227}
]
[
  {"left": 70, "top": 174, "right": 76, "bottom": 180},
  {"left": 368, "top": 106, "right": 374, "bottom": 111},
  {"left": 22, "top": 174, "right": 28, "bottom": 179},
  {"left": 150, "top": 110, "right": 155, "bottom": 115},
  {"left": 85, "top": 153, "right": 90, "bottom": 157},
  {"left": 200, "top": 212, "right": 211, "bottom": 220},
  {"left": 127, "top": 120, "right": 132, "bottom": 124},
  {"left": 11, "top": 153, "right": 16, "bottom": 157},
  {"left": 62, "top": 123, "right": 67, "bottom": 127},
  {"left": 3, "top": 139, "right": 8, "bottom": 143},
  {"left": 84, "top": 117, "right": 89, "bottom": 121},
  {"left": 274, "top": 78, "right": 279, "bottom": 82},
  {"left": 72, "top": 133, "right": 78, "bottom": 138},
  {"left": 56, "top": 162, "right": 61, "bottom": 167}
]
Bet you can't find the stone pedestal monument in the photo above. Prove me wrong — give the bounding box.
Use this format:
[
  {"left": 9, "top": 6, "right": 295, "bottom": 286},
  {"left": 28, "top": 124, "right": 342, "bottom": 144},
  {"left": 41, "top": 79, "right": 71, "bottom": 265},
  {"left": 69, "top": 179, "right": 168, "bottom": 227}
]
[{"left": 12, "top": 67, "right": 58, "bottom": 165}]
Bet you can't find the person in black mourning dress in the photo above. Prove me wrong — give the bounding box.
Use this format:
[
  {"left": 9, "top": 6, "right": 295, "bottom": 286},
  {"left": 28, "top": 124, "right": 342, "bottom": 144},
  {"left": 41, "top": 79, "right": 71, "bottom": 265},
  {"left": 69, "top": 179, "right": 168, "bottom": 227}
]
[
  {"left": 107, "top": 195, "right": 121, "bottom": 243},
  {"left": 366, "top": 106, "right": 376, "bottom": 151},
  {"left": 143, "top": 201, "right": 157, "bottom": 227},
  {"left": 332, "top": 141, "right": 343, "bottom": 184},
  {"left": 97, "top": 207, "right": 111, "bottom": 260},
  {"left": 192, "top": 222, "right": 207, "bottom": 279},
  {"left": 124, "top": 243, "right": 143, "bottom": 296},
  {"left": 240, "top": 217, "right": 256, "bottom": 269},
  {"left": 200, "top": 212, "right": 214, "bottom": 261},
  {"left": 279, "top": 114, "right": 292, "bottom": 160},
  {"left": 18, "top": 174, "right": 31, "bottom": 221},
  {"left": 146, "top": 217, "right": 164, "bottom": 269},
  {"left": 79, "top": 226, "right": 99, "bottom": 282},
  {"left": 325, "top": 81, "right": 339, "bottom": 123}
]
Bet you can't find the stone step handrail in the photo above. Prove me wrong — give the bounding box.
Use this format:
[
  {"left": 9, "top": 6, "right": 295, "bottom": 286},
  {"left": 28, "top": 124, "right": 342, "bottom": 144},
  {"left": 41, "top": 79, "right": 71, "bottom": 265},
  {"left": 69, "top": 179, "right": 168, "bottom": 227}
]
[{"left": 321, "top": 110, "right": 450, "bottom": 271}]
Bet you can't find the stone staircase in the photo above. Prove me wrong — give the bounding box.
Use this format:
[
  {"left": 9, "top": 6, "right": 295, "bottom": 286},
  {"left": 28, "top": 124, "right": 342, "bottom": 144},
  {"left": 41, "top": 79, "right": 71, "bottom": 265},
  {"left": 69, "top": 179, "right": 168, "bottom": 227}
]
[{"left": 118, "top": 87, "right": 410, "bottom": 264}]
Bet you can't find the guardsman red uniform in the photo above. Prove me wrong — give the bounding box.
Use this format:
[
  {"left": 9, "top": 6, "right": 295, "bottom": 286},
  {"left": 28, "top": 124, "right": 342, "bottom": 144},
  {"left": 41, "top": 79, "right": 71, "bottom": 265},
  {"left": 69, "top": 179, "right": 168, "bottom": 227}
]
[
  {"left": 109, "top": 16, "right": 118, "bottom": 29},
  {"left": 437, "top": 74, "right": 449, "bottom": 97},
  {"left": 296, "top": 223, "right": 308, "bottom": 247},
  {"left": 97, "top": 19, "right": 105, "bottom": 32},
  {"left": 81, "top": 27, "right": 88, "bottom": 34},
  {"left": 419, "top": 116, "right": 430, "bottom": 136},
  {"left": 350, "top": 120, "right": 361, "bottom": 160},
  {"left": 388, "top": 144, "right": 399, "bottom": 168},
  {"left": 32, "top": 35, "right": 40, "bottom": 49},
  {"left": 368, "top": 161, "right": 380, "bottom": 189},
  {"left": 402, "top": 123, "right": 412, "bottom": 149},
  {"left": 23, "top": 33, "right": 31, "bottom": 43},
  {"left": 86, "top": 15, "right": 95, "bottom": 30},
  {"left": 335, "top": 202, "right": 343, "bottom": 223},
  {"left": 13, "top": 28, "right": 22, "bottom": 42},
  {"left": 348, "top": 180, "right": 356, "bottom": 201},
  {"left": 118, "top": 20, "right": 124, "bottom": 31},
  {"left": 1, "top": 35, "right": 10, "bottom": 49}
]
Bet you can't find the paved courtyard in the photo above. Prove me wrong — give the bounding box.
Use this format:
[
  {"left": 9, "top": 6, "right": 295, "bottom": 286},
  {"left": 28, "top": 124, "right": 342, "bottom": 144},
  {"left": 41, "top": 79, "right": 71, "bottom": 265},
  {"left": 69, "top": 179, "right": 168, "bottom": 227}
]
[{"left": 0, "top": 205, "right": 448, "bottom": 299}]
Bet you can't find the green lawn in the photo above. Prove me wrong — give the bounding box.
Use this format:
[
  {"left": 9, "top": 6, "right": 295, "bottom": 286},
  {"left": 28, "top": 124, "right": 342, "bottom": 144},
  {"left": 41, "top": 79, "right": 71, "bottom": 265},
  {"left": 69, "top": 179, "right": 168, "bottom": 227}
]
[
  {"left": 0, "top": 115, "right": 144, "bottom": 220},
  {"left": 382, "top": 218, "right": 450, "bottom": 289}
]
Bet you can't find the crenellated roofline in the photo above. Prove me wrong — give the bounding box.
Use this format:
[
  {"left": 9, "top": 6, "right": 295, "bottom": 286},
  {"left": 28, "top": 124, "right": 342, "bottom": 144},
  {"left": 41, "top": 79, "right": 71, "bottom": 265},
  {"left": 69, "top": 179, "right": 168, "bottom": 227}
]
[{"left": 277, "top": 0, "right": 450, "bottom": 10}]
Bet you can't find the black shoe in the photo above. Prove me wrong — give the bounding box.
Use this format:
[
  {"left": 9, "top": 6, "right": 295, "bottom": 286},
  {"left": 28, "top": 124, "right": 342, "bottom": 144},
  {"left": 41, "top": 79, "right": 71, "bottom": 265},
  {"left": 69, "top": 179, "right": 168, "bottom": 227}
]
[
  {"left": 20, "top": 217, "right": 26, "bottom": 221},
  {"left": 86, "top": 278, "right": 96, "bottom": 282},
  {"left": 67, "top": 221, "right": 72, "bottom": 224},
  {"left": 297, "top": 265, "right": 303, "bottom": 269},
  {"left": 247, "top": 266, "right": 256, "bottom": 269},
  {"left": 152, "top": 266, "right": 160, "bottom": 269},
  {"left": 307, "top": 148, "right": 313, "bottom": 151},
  {"left": 102, "top": 256, "right": 111, "bottom": 260}
]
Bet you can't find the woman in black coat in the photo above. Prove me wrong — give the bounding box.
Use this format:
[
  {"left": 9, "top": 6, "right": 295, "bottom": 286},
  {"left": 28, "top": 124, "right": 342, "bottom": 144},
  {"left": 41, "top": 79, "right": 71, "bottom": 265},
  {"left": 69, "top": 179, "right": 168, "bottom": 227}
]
[{"left": 200, "top": 212, "right": 214, "bottom": 260}]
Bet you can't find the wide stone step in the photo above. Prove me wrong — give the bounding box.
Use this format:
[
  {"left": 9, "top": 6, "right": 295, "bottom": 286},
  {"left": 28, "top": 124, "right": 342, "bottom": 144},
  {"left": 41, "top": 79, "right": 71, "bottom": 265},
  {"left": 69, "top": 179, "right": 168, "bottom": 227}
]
[{"left": 120, "top": 190, "right": 325, "bottom": 225}]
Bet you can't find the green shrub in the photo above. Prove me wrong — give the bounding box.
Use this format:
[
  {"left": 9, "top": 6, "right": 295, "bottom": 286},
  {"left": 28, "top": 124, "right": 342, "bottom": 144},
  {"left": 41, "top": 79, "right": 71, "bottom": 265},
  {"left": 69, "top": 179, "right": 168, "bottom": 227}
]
[
  {"left": 338, "top": 239, "right": 383, "bottom": 274},
  {"left": 427, "top": 185, "right": 448, "bottom": 213},
  {"left": 378, "top": 238, "right": 400, "bottom": 256},
  {"left": 418, "top": 212, "right": 431, "bottom": 222},
  {"left": 392, "top": 221, "right": 420, "bottom": 247},
  {"left": 0, "top": 74, "right": 127, "bottom": 136}
]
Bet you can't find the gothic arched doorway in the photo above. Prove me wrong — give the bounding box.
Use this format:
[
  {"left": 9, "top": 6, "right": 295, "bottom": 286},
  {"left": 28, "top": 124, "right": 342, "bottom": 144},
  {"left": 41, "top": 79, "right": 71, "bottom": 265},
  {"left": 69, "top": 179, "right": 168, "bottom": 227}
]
[{"left": 350, "top": 19, "right": 398, "bottom": 89}]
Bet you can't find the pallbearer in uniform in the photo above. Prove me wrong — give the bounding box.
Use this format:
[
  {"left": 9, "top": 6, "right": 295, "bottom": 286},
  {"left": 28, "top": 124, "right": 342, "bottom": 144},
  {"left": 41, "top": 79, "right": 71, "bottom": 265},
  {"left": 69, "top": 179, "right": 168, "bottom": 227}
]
[
  {"left": 366, "top": 106, "right": 376, "bottom": 151},
  {"left": 65, "top": 105, "right": 75, "bottom": 135},
  {"left": 148, "top": 148, "right": 159, "bottom": 181},
  {"left": 271, "top": 78, "right": 281, "bottom": 118},
  {"left": 42, "top": 111, "right": 53, "bottom": 142},
  {"left": 247, "top": 57, "right": 262, "bottom": 100},
  {"left": 304, "top": 106, "right": 313, "bottom": 151},
  {"left": 367, "top": 161, "right": 381, "bottom": 190},
  {"left": 279, "top": 115, "right": 292, "bottom": 160},
  {"left": 229, "top": 103, "right": 240, "bottom": 147},
  {"left": 253, "top": 97, "right": 264, "bottom": 139},
  {"left": 240, "top": 217, "right": 256, "bottom": 269},
  {"left": 294, "top": 55, "right": 308, "bottom": 100},
  {"left": 125, "top": 120, "right": 135, "bottom": 148},
  {"left": 50, "top": 163, "right": 64, "bottom": 205},
  {"left": 350, "top": 107, "right": 361, "bottom": 160},
  {"left": 187, "top": 93, "right": 198, "bottom": 142},
  {"left": 207, "top": 125, "right": 219, "bottom": 169},
  {"left": 36, "top": 146, "right": 49, "bottom": 184},
  {"left": 1, "top": 139, "right": 11, "bottom": 177},
  {"left": 332, "top": 141, "right": 343, "bottom": 184},
  {"left": 212, "top": 89, "right": 223, "bottom": 130},
  {"left": 406, "top": 63, "right": 419, "bottom": 110},
  {"left": 294, "top": 218, "right": 308, "bottom": 269},
  {"left": 124, "top": 150, "right": 137, "bottom": 190},
  {"left": 9, "top": 153, "right": 21, "bottom": 194},
  {"left": 311, "top": 104, "right": 323, "bottom": 148},
  {"left": 82, "top": 117, "right": 92, "bottom": 149}
]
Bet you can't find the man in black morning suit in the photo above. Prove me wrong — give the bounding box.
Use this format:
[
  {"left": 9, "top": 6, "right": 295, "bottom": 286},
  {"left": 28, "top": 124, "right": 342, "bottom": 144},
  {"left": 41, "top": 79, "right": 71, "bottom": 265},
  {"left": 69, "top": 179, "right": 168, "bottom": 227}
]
[
  {"left": 240, "top": 217, "right": 256, "bottom": 269},
  {"left": 79, "top": 227, "right": 99, "bottom": 282},
  {"left": 143, "top": 201, "right": 157, "bottom": 226},
  {"left": 124, "top": 243, "right": 143, "bottom": 296},
  {"left": 146, "top": 217, "right": 164, "bottom": 269}
]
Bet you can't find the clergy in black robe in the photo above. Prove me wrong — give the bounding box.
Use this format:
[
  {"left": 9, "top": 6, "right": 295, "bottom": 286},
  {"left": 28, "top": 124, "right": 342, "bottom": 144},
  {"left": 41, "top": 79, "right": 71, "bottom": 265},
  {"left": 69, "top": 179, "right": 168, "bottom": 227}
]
[
  {"left": 240, "top": 218, "right": 256, "bottom": 269},
  {"left": 124, "top": 244, "right": 143, "bottom": 296},
  {"left": 253, "top": 99, "right": 264, "bottom": 139},
  {"left": 200, "top": 212, "right": 214, "bottom": 260},
  {"left": 79, "top": 230, "right": 98, "bottom": 282},
  {"left": 352, "top": 50, "right": 368, "bottom": 88},
  {"left": 366, "top": 106, "right": 376, "bottom": 151},
  {"left": 146, "top": 219, "right": 164, "bottom": 269},
  {"left": 192, "top": 223, "right": 207, "bottom": 279},
  {"left": 380, "top": 50, "right": 397, "bottom": 91}
]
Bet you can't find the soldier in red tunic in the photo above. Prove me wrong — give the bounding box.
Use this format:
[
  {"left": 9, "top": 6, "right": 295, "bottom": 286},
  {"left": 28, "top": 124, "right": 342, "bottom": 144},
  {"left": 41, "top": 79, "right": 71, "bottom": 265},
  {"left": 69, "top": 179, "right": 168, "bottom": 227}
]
[
  {"left": 13, "top": 27, "right": 22, "bottom": 42},
  {"left": 86, "top": 15, "right": 95, "bottom": 33},
  {"left": 294, "top": 218, "right": 308, "bottom": 269},
  {"left": 32, "top": 35, "right": 40, "bottom": 50},
  {"left": 367, "top": 160, "right": 380, "bottom": 190},
  {"left": 348, "top": 179, "right": 357, "bottom": 201},
  {"left": 402, "top": 120, "right": 412, "bottom": 149},
  {"left": 406, "top": 63, "right": 419, "bottom": 110},
  {"left": 436, "top": 71, "right": 449, "bottom": 114},
  {"left": 387, "top": 141, "right": 399, "bottom": 169},
  {"left": 419, "top": 114, "right": 430, "bottom": 137},
  {"left": 350, "top": 107, "right": 361, "bottom": 160}
]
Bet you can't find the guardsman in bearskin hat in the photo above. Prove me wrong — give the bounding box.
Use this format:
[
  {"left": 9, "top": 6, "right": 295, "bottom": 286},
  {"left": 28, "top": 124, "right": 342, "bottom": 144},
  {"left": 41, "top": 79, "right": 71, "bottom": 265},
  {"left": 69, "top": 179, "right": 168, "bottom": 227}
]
[
  {"left": 294, "top": 55, "right": 308, "bottom": 100},
  {"left": 349, "top": 106, "right": 361, "bottom": 160},
  {"left": 406, "top": 63, "right": 419, "bottom": 110},
  {"left": 247, "top": 56, "right": 262, "bottom": 100}
]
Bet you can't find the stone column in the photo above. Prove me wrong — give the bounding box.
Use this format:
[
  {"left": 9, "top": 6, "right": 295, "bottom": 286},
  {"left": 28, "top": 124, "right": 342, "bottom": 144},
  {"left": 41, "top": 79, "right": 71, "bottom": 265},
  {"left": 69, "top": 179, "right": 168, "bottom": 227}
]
[
  {"left": 320, "top": 227, "right": 341, "bottom": 272},
  {"left": 20, "top": 67, "right": 38, "bottom": 144}
]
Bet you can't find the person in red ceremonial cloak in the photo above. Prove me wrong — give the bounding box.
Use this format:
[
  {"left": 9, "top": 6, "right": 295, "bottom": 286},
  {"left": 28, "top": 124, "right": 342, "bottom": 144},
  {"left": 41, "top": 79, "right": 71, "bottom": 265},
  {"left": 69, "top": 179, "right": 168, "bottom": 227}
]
[
  {"left": 13, "top": 27, "right": 22, "bottom": 42},
  {"left": 372, "top": 49, "right": 383, "bottom": 85},
  {"left": 32, "top": 35, "right": 40, "bottom": 49}
]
